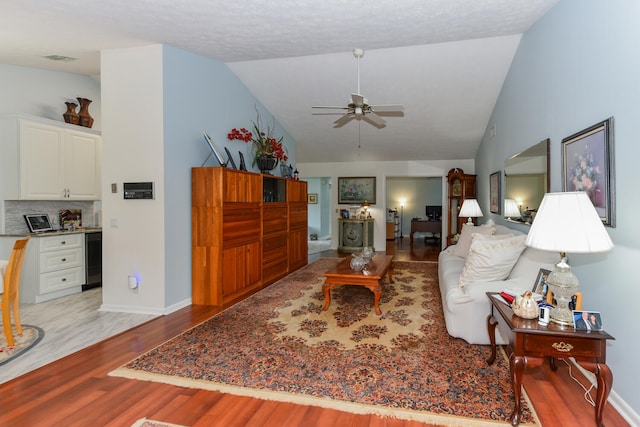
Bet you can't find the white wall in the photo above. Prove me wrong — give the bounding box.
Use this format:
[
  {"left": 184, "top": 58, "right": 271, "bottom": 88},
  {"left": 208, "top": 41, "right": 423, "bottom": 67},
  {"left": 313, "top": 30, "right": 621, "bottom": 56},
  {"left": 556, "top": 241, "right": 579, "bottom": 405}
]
[
  {"left": 475, "top": 0, "right": 640, "bottom": 420},
  {"left": 0, "top": 64, "right": 101, "bottom": 128},
  {"left": 100, "top": 45, "right": 166, "bottom": 314},
  {"left": 299, "top": 159, "right": 473, "bottom": 251}
]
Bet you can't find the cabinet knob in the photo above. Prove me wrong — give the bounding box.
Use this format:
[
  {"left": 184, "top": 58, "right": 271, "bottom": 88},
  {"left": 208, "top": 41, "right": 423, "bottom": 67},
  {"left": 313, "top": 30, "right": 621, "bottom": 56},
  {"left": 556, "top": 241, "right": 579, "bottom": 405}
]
[
  {"left": 61, "top": 258, "right": 67, "bottom": 262},
  {"left": 61, "top": 241, "right": 66, "bottom": 244},
  {"left": 62, "top": 278, "right": 67, "bottom": 282}
]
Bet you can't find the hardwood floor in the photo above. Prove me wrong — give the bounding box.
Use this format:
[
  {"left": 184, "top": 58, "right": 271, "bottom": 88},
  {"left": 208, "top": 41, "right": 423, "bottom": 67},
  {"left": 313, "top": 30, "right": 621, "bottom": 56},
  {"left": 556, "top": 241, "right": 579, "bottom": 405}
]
[{"left": 0, "top": 238, "right": 629, "bottom": 427}]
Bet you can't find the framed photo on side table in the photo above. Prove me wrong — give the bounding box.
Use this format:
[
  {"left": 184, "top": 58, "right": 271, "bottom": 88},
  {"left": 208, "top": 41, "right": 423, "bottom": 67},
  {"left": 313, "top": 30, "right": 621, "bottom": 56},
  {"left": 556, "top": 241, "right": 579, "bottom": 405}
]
[
  {"left": 532, "top": 268, "right": 551, "bottom": 297},
  {"left": 562, "top": 117, "right": 615, "bottom": 226},
  {"left": 489, "top": 171, "right": 501, "bottom": 214}
]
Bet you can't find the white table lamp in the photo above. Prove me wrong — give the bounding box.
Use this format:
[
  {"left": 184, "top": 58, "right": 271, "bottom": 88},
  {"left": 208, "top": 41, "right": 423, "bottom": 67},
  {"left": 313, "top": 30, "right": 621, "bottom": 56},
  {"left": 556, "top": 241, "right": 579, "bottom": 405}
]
[
  {"left": 504, "top": 199, "right": 521, "bottom": 220},
  {"left": 525, "top": 192, "right": 613, "bottom": 325},
  {"left": 459, "top": 199, "right": 483, "bottom": 225}
]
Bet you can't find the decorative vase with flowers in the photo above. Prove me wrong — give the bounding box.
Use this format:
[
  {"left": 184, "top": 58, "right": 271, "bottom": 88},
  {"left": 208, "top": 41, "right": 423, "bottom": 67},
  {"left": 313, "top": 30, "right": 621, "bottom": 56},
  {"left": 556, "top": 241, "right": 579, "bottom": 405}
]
[{"left": 228, "top": 109, "right": 288, "bottom": 175}]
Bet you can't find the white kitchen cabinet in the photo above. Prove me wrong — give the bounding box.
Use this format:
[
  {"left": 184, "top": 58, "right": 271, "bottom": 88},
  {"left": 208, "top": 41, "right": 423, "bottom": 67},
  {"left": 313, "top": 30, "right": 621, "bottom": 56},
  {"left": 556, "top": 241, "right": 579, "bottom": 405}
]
[
  {"left": 0, "top": 115, "right": 101, "bottom": 200},
  {"left": 20, "top": 233, "right": 85, "bottom": 303}
]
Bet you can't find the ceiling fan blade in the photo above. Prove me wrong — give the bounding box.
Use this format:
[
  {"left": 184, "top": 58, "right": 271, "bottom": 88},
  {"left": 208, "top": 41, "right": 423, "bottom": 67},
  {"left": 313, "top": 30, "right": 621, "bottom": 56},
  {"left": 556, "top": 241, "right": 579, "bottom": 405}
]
[
  {"left": 312, "top": 112, "right": 346, "bottom": 116},
  {"left": 351, "top": 93, "right": 365, "bottom": 106},
  {"left": 333, "top": 114, "right": 355, "bottom": 128},
  {"left": 312, "top": 106, "right": 349, "bottom": 110},
  {"left": 369, "top": 104, "right": 404, "bottom": 112},
  {"left": 364, "top": 112, "right": 386, "bottom": 126}
]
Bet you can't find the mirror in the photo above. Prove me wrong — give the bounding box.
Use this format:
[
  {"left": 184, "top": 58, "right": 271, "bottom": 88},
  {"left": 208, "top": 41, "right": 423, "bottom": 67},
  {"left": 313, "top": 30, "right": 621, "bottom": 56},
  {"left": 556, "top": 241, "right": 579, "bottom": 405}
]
[{"left": 504, "top": 139, "right": 550, "bottom": 224}]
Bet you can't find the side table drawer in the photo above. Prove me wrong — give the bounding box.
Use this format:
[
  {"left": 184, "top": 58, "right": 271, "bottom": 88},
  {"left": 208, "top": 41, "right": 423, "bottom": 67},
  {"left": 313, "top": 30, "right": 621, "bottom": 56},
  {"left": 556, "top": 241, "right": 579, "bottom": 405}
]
[
  {"left": 39, "top": 266, "right": 84, "bottom": 294},
  {"left": 523, "top": 334, "right": 606, "bottom": 359}
]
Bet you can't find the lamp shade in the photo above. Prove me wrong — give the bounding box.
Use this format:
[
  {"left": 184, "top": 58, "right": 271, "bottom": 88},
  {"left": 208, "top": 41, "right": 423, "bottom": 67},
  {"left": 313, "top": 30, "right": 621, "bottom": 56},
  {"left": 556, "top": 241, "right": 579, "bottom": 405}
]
[
  {"left": 459, "top": 199, "right": 483, "bottom": 218},
  {"left": 525, "top": 192, "right": 613, "bottom": 253},
  {"left": 504, "top": 199, "right": 521, "bottom": 218}
]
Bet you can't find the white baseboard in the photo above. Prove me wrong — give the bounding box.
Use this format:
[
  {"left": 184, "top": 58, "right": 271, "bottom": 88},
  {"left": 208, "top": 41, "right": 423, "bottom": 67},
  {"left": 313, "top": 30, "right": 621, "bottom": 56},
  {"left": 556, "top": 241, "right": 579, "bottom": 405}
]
[
  {"left": 570, "top": 358, "right": 640, "bottom": 426},
  {"left": 100, "top": 297, "right": 192, "bottom": 316}
]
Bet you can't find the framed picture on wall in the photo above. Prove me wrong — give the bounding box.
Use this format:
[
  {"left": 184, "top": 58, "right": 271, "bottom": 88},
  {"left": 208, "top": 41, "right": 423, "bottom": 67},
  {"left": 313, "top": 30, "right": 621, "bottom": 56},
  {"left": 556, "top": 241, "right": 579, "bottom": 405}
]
[
  {"left": 308, "top": 193, "right": 318, "bottom": 204},
  {"left": 562, "top": 117, "right": 615, "bottom": 226},
  {"left": 337, "top": 177, "right": 376, "bottom": 204},
  {"left": 490, "top": 171, "right": 501, "bottom": 214}
]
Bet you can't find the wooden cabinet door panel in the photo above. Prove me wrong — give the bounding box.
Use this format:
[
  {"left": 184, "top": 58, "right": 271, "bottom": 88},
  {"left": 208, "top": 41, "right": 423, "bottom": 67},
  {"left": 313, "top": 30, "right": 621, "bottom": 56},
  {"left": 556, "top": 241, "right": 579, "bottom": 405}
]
[
  {"left": 287, "top": 180, "right": 307, "bottom": 202},
  {"left": 288, "top": 229, "right": 308, "bottom": 271},
  {"left": 223, "top": 205, "right": 261, "bottom": 243},
  {"left": 263, "top": 204, "right": 288, "bottom": 234},
  {"left": 223, "top": 170, "right": 261, "bottom": 202},
  {"left": 222, "top": 241, "right": 261, "bottom": 299}
]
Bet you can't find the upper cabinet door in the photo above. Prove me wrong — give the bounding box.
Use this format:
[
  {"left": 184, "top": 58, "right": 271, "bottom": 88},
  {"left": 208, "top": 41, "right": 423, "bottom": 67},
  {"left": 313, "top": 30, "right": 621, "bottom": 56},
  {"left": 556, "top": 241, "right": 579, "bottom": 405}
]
[
  {"left": 19, "top": 121, "right": 66, "bottom": 199},
  {"left": 7, "top": 117, "right": 102, "bottom": 200},
  {"left": 65, "top": 130, "right": 101, "bottom": 200}
]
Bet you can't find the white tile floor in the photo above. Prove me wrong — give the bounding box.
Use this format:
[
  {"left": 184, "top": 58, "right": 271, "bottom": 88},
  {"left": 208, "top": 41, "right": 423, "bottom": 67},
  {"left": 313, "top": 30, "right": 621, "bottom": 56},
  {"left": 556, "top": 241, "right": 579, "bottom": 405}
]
[{"left": 1, "top": 288, "right": 157, "bottom": 384}]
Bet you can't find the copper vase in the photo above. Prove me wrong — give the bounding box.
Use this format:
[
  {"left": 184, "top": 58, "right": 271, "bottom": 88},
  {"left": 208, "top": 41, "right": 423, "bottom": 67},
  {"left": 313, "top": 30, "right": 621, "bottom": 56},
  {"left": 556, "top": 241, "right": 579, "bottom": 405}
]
[
  {"left": 77, "top": 97, "right": 94, "bottom": 128},
  {"left": 63, "top": 102, "right": 79, "bottom": 125}
]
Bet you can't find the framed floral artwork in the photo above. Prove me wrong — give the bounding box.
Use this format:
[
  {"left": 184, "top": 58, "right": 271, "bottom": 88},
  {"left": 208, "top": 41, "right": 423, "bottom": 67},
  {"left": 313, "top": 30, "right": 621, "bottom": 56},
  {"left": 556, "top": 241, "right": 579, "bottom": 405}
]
[
  {"left": 337, "top": 177, "right": 376, "bottom": 204},
  {"left": 562, "top": 117, "right": 615, "bottom": 226},
  {"left": 307, "top": 193, "right": 318, "bottom": 204}
]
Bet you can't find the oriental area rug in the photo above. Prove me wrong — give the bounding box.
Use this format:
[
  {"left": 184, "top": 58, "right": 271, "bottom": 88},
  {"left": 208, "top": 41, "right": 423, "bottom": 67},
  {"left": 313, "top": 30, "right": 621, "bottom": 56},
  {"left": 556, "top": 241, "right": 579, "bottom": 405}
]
[
  {"left": 0, "top": 325, "right": 44, "bottom": 366},
  {"left": 111, "top": 259, "right": 539, "bottom": 426}
]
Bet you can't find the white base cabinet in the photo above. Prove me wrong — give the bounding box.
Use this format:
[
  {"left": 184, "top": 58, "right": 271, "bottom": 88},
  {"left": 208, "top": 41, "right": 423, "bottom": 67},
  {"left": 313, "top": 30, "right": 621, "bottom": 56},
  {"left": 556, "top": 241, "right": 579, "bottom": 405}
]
[
  {"left": 0, "top": 115, "right": 101, "bottom": 200},
  {"left": 21, "top": 233, "right": 85, "bottom": 303}
]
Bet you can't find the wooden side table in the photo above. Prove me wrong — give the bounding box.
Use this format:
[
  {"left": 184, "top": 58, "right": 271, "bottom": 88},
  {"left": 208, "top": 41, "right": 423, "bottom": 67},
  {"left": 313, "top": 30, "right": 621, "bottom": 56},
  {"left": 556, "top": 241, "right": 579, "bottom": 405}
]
[{"left": 486, "top": 292, "right": 615, "bottom": 426}]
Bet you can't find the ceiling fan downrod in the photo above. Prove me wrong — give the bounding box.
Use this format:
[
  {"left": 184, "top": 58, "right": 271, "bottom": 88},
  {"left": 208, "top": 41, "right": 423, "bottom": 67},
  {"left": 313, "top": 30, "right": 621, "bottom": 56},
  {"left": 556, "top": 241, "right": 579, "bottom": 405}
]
[{"left": 353, "top": 48, "right": 364, "bottom": 95}]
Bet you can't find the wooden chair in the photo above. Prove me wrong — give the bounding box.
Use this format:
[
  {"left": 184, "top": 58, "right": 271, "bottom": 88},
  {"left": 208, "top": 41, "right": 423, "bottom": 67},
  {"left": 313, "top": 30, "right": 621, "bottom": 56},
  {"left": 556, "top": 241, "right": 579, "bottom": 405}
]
[{"left": 1, "top": 239, "right": 29, "bottom": 347}]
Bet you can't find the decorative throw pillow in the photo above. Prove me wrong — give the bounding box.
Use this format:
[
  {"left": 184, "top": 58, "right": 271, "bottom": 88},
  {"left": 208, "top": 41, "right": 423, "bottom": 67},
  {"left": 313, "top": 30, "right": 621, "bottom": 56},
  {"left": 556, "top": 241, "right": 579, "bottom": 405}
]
[
  {"left": 457, "top": 233, "right": 527, "bottom": 288},
  {"left": 451, "top": 223, "right": 496, "bottom": 257}
]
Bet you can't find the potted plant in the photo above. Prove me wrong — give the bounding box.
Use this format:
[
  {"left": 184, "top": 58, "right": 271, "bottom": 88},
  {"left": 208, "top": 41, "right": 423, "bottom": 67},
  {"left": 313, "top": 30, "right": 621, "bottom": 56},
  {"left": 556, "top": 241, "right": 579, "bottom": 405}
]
[{"left": 228, "top": 110, "right": 288, "bottom": 174}]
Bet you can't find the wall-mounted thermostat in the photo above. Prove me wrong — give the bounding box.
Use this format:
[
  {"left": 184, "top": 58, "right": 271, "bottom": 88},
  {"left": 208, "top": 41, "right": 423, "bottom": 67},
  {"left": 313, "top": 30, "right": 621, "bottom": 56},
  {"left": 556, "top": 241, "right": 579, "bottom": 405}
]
[{"left": 123, "top": 182, "right": 154, "bottom": 199}]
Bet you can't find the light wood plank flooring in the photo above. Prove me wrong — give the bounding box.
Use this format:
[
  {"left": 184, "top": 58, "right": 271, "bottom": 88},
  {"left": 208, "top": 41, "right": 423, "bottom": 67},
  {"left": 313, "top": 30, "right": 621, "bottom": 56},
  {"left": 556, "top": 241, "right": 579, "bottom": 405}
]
[{"left": 0, "top": 238, "right": 629, "bottom": 426}]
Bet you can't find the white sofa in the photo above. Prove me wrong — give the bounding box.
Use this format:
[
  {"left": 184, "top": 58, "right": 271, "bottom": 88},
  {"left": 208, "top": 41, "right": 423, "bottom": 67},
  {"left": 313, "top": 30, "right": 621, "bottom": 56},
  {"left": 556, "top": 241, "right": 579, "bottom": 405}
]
[{"left": 438, "top": 224, "right": 558, "bottom": 345}]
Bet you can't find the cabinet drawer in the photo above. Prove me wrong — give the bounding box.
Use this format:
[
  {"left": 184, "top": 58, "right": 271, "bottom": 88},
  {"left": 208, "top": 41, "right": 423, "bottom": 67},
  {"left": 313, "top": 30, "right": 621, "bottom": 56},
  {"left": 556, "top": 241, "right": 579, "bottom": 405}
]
[
  {"left": 39, "top": 267, "right": 84, "bottom": 294},
  {"left": 39, "top": 233, "right": 83, "bottom": 251},
  {"left": 39, "top": 247, "right": 83, "bottom": 273}
]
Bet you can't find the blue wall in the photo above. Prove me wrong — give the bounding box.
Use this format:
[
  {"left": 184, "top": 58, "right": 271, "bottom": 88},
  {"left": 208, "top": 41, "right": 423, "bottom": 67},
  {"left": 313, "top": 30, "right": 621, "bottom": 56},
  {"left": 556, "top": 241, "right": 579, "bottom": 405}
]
[
  {"left": 476, "top": 0, "right": 640, "bottom": 415},
  {"left": 161, "top": 46, "right": 296, "bottom": 305}
]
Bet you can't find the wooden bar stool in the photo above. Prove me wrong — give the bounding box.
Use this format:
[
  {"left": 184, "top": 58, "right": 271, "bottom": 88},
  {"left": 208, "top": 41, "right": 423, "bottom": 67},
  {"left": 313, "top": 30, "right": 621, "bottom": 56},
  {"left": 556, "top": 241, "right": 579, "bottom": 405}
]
[{"left": 1, "top": 239, "right": 29, "bottom": 347}]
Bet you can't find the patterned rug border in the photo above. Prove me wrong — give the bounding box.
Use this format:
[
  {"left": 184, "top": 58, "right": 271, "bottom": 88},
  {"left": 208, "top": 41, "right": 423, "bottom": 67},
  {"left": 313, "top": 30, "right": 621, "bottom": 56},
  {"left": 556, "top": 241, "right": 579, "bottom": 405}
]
[{"left": 110, "top": 258, "right": 539, "bottom": 427}]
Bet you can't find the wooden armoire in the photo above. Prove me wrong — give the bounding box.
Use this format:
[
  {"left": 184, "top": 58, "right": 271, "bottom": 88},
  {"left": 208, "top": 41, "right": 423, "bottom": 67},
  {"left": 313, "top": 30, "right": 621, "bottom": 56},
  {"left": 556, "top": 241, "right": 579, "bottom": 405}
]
[{"left": 191, "top": 167, "right": 308, "bottom": 306}]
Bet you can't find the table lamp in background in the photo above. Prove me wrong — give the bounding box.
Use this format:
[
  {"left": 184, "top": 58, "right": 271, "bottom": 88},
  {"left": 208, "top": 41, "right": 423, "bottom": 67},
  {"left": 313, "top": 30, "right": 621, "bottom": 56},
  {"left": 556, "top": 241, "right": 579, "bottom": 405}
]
[{"left": 459, "top": 199, "right": 483, "bottom": 225}]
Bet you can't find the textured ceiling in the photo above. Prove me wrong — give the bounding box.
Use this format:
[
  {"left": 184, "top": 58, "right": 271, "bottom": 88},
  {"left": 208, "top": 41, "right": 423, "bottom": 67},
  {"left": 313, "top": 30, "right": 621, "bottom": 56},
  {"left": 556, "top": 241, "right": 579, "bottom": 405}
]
[{"left": 0, "top": 0, "right": 559, "bottom": 163}]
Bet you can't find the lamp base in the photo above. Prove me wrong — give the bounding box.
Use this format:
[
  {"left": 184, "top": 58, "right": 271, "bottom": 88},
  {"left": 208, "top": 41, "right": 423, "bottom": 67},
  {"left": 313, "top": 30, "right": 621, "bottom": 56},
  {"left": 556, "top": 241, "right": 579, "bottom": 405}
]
[{"left": 548, "top": 253, "right": 579, "bottom": 326}]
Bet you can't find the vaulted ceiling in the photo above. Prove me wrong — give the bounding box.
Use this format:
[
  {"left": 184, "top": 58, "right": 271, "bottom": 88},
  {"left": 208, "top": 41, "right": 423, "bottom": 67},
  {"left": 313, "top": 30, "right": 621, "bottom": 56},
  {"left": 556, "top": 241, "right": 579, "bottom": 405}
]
[{"left": 0, "top": 0, "right": 559, "bottom": 162}]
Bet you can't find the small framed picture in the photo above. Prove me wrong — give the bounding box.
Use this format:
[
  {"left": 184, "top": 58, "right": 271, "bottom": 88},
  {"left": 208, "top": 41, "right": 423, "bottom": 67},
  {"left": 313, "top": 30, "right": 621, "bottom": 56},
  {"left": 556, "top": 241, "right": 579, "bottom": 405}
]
[
  {"left": 340, "top": 209, "right": 350, "bottom": 219},
  {"left": 308, "top": 193, "right": 318, "bottom": 204},
  {"left": 532, "top": 268, "right": 551, "bottom": 297},
  {"left": 489, "top": 171, "right": 501, "bottom": 214},
  {"left": 573, "top": 310, "right": 603, "bottom": 331}
]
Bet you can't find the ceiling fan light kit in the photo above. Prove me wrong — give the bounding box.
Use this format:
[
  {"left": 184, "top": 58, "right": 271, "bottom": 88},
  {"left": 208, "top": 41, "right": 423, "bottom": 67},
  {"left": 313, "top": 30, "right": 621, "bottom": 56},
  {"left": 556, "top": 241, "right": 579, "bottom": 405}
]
[{"left": 312, "top": 48, "right": 404, "bottom": 129}]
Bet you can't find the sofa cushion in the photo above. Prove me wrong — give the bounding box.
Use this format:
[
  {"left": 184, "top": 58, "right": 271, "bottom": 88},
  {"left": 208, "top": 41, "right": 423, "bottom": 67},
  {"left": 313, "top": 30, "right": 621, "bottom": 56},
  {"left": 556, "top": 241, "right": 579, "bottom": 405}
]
[
  {"left": 451, "top": 223, "right": 496, "bottom": 257},
  {"left": 458, "top": 233, "right": 527, "bottom": 288}
]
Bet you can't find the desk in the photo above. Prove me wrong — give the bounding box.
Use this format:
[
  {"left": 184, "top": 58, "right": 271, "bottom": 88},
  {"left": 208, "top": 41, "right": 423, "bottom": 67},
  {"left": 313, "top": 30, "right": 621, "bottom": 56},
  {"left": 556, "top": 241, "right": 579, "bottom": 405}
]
[
  {"left": 409, "top": 220, "right": 441, "bottom": 243},
  {"left": 486, "top": 292, "right": 614, "bottom": 426}
]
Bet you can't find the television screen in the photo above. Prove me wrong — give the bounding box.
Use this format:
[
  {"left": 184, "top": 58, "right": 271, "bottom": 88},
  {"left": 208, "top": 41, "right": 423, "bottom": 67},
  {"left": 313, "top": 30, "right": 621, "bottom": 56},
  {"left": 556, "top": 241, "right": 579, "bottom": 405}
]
[{"left": 425, "top": 205, "right": 442, "bottom": 220}]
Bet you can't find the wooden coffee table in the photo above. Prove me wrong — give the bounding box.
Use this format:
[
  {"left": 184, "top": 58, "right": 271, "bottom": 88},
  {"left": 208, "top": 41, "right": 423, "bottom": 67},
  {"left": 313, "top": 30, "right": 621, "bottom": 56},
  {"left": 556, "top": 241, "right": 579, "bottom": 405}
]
[{"left": 322, "top": 254, "right": 394, "bottom": 315}]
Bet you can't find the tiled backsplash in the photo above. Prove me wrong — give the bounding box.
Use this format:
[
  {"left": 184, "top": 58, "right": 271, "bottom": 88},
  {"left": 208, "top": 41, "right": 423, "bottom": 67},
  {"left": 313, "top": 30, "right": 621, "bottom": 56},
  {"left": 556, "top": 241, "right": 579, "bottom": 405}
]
[{"left": 4, "top": 200, "right": 98, "bottom": 234}]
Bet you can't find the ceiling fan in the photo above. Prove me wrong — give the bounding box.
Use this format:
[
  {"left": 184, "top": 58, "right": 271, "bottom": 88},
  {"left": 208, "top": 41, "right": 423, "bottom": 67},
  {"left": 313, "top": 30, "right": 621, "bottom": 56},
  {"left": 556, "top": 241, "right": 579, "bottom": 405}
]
[{"left": 312, "top": 48, "right": 404, "bottom": 128}]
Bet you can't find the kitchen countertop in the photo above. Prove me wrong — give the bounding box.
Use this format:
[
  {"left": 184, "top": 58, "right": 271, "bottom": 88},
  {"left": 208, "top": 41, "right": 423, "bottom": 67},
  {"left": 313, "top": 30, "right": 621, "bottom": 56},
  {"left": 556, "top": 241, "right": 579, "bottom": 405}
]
[{"left": 0, "top": 227, "right": 102, "bottom": 238}]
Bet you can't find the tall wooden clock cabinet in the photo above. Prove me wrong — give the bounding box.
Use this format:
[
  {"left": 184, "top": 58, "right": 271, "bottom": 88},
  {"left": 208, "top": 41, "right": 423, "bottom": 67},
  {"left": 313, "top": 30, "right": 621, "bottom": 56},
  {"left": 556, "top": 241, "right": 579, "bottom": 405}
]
[{"left": 446, "top": 168, "right": 477, "bottom": 246}]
